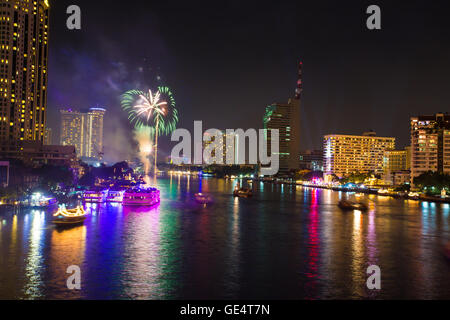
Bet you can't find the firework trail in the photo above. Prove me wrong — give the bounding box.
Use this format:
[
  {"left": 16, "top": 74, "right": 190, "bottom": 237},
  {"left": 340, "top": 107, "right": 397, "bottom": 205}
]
[{"left": 133, "top": 126, "right": 154, "bottom": 176}]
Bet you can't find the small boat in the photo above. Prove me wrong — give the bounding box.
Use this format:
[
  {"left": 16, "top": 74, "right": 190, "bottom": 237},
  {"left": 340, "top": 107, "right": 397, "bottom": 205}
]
[
  {"left": 53, "top": 205, "right": 87, "bottom": 226},
  {"left": 233, "top": 188, "right": 253, "bottom": 198},
  {"left": 194, "top": 193, "right": 213, "bottom": 205},
  {"left": 338, "top": 199, "right": 368, "bottom": 211},
  {"left": 408, "top": 192, "right": 420, "bottom": 200}
]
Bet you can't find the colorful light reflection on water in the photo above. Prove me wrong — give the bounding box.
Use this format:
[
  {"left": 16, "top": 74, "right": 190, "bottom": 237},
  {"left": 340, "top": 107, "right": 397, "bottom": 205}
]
[{"left": 0, "top": 178, "right": 450, "bottom": 299}]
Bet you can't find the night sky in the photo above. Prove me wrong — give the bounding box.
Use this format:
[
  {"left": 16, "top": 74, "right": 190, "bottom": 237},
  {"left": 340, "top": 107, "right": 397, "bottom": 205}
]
[{"left": 47, "top": 0, "right": 450, "bottom": 163}]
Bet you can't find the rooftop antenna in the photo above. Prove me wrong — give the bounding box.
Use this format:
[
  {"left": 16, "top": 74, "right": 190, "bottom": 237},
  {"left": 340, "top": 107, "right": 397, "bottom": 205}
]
[{"left": 295, "top": 61, "right": 303, "bottom": 100}]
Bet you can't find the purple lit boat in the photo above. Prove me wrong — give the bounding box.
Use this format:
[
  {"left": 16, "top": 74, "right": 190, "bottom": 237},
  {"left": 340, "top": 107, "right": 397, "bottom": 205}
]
[
  {"left": 83, "top": 188, "right": 108, "bottom": 203},
  {"left": 106, "top": 189, "right": 126, "bottom": 203},
  {"left": 123, "top": 187, "right": 160, "bottom": 206}
]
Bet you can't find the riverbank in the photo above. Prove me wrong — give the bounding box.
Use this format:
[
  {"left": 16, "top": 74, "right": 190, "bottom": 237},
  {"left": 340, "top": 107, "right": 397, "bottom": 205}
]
[
  {"left": 298, "top": 182, "right": 450, "bottom": 204},
  {"left": 245, "top": 177, "right": 450, "bottom": 204}
]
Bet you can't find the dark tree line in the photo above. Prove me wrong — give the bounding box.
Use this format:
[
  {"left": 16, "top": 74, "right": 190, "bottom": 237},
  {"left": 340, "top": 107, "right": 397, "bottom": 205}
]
[
  {"left": 79, "top": 161, "right": 133, "bottom": 186},
  {"left": 413, "top": 171, "right": 450, "bottom": 194}
]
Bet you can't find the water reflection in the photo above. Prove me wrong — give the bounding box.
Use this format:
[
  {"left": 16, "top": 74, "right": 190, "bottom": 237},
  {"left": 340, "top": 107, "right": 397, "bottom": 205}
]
[
  {"left": 305, "top": 189, "right": 320, "bottom": 298},
  {"left": 48, "top": 224, "right": 86, "bottom": 299},
  {"left": 0, "top": 179, "right": 450, "bottom": 299},
  {"left": 122, "top": 206, "right": 162, "bottom": 299},
  {"left": 351, "top": 210, "right": 364, "bottom": 298},
  {"left": 23, "top": 211, "right": 46, "bottom": 298}
]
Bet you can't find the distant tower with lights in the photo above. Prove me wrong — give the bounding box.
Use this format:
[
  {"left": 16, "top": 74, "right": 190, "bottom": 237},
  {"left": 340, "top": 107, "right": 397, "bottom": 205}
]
[
  {"left": 0, "top": 0, "right": 50, "bottom": 151},
  {"left": 263, "top": 61, "right": 302, "bottom": 175},
  {"left": 295, "top": 61, "right": 303, "bottom": 100}
]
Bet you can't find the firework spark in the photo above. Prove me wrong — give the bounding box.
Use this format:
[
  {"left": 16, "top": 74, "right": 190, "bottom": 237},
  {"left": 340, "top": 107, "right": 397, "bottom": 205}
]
[
  {"left": 120, "top": 87, "right": 178, "bottom": 134},
  {"left": 133, "top": 90, "right": 168, "bottom": 122},
  {"left": 121, "top": 86, "right": 179, "bottom": 178}
]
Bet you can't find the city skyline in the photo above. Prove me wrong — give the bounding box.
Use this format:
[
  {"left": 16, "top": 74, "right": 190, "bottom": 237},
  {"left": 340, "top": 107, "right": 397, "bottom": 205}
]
[
  {"left": 44, "top": 0, "right": 450, "bottom": 164},
  {"left": 1, "top": 0, "right": 450, "bottom": 305}
]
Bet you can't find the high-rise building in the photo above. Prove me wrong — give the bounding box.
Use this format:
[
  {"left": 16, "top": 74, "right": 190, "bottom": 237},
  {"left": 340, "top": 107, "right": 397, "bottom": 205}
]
[
  {"left": 263, "top": 62, "right": 302, "bottom": 175},
  {"left": 0, "top": 0, "right": 50, "bottom": 149},
  {"left": 60, "top": 107, "right": 106, "bottom": 160},
  {"left": 323, "top": 131, "right": 396, "bottom": 179},
  {"left": 203, "top": 130, "right": 238, "bottom": 165},
  {"left": 411, "top": 113, "right": 450, "bottom": 182},
  {"left": 60, "top": 109, "right": 85, "bottom": 157},
  {"left": 86, "top": 108, "right": 106, "bottom": 159}
]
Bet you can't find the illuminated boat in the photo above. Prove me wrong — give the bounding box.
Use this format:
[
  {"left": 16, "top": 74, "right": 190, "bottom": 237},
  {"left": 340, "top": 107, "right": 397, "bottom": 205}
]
[
  {"left": 408, "top": 192, "right": 420, "bottom": 200},
  {"left": 83, "top": 189, "right": 107, "bottom": 203},
  {"left": 378, "top": 189, "right": 390, "bottom": 195},
  {"left": 24, "top": 192, "right": 58, "bottom": 208},
  {"left": 233, "top": 188, "right": 253, "bottom": 198},
  {"left": 53, "top": 205, "right": 87, "bottom": 225},
  {"left": 106, "top": 189, "right": 125, "bottom": 203},
  {"left": 338, "top": 200, "right": 368, "bottom": 211},
  {"left": 123, "top": 187, "right": 160, "bottom": 206},
  {"left": 194, "top": 193, "right": 213, "bottom": 205}
]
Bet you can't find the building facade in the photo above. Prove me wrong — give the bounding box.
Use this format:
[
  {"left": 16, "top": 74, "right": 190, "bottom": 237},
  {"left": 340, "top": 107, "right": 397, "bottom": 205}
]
[
  {"left": 85, "top": 108, "right": 106, "bottom": 159},
  {"left": 22, "top": 141, "right": 76, "bottom": 166},
  {"left": 382, "top": 149, "right": 411, "bottom": 186},
  {"left": 60, "top": 107, "right": 106, "bottom": 160},
  {"left": 0, "top": 0, "right": 50, "bottom": 148},
  {"left": 44, "top": 126, "right": 52, "bottom": 145},
  {"left": 324, "top": 131, "right": 396, "bottom": 179},
  {"left": 411, "top": 113, "right": 450, "bottom": 182},
  {"left": 299, "top": 150, "right": 323, "bottom": 171},
  {"left": 263, "top": 62, "right": 303, "bottom": 175},
  {"left": 0, "top": 161, "right": 9, "bottom": 187},
  {"left": 60, "top": 109, "right": 85, "bottom": 157},
  {"left": 383, "top": 149, "right": 409, "bottom": 172},
  {"left": 0, "top": 141, "right": 76, "bottom": 167}
]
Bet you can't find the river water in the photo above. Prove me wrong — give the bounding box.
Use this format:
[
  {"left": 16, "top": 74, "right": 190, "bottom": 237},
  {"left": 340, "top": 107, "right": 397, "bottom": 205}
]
[{"left": 0, "top": 177, "right": 449, "bottom": 299}]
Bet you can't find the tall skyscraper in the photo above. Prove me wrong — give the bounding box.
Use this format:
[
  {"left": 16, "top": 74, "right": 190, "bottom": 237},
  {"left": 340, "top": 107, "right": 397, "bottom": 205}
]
[
  {"left": 60, "top": 107, "right": 106, "bottom": 160},
  {"left": 263, "top": 62, "right": 302, "bottom": 175},
  {"left": 323, "top": 131, "right": 396, "bottom": 179},
  {"left": 0, "top": 0, "right": 50, "bottom": 148},
  {"left": 86, "top": 107, "right": 106, "bottom": 159},
  {"left": 411, "top": 113, "right": 450, "bottom": 182},
  {"left": 60, "top": 109, "right": 85, "bottom": 157}
]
